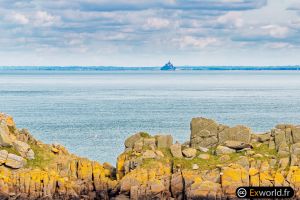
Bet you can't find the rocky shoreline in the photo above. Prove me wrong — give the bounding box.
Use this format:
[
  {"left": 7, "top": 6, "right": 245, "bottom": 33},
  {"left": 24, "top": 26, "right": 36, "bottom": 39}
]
[{"left": 1, "top": 113, "right": 300, "bottom": 199}]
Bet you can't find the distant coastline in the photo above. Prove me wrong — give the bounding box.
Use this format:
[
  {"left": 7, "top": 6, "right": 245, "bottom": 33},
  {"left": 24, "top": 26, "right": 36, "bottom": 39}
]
[{"left": 0, "top": 66, "right": 300, "bottom": 71}]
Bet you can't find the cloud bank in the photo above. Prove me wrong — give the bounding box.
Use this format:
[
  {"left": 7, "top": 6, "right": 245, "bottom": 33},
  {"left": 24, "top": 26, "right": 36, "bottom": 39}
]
[{"left": 0, "top": 0, "right": 300, "bottom": 66}]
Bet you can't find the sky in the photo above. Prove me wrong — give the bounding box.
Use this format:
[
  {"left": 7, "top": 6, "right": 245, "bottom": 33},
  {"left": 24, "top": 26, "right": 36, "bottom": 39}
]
[{"left": 0, "top": 0, "right": 300, "bottom": 66}]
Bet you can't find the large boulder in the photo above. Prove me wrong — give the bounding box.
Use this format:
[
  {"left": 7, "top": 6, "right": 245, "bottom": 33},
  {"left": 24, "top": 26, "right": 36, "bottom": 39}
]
[
  {"left": 255, "top": 133, "right": 271, "bottom": 143},
  {"left": 0, "top": 150, "right": 8, "bottom": 164},
  {"left": 274, "top": 129, "right": 287, "bottom": 151},
  {"left": 13, "top": 140, "right": 34, "bottom": 159},
  {"left": 218, "top": 125, "right": 251, "bottom": 144},
  {"left": 0, "top": 122, "right": 13, "bottom": 147},
  {"left": 170, "top": 143, "right": 183, "bottom": 158},
  {"left": 5, "top": 153, "right": 26, "bottom": 169},
  {"left": 190, "top": 118, "right": 251, "bottom": 149},
  {"left": 182, "top": 148, "right": 197, "bottom": 158},
  {"left": 156, "top": 135, "right": 173, "bottom": 148},
  {"left": 124, "top": 133, "right": 143, "bottom": 148},
  {"left": 190, "top": 118, "right": 220, "bottom": 148}
]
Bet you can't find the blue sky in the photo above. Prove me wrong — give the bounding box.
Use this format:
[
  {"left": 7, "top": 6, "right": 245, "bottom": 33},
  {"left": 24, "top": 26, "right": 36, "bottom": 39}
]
[{"left": 0, "top": 0, "right": 300, "bottom": 66}]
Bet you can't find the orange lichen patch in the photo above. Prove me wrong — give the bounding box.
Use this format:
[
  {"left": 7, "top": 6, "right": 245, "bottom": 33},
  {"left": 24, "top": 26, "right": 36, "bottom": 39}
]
[{"left": 0, "top": 113, "right": 15, "bottom": 127}]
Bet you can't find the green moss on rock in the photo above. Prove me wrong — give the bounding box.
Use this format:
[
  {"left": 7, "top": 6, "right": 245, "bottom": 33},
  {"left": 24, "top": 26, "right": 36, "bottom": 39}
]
[
  {"left": 139, "top": 132, "right": 152, "bottom": 138},
  {"left": 0, "top": 146, "right": 20, "bottom": 156},
  {"left": 26, "top": 143, "right": 55, "bottom": 169}
]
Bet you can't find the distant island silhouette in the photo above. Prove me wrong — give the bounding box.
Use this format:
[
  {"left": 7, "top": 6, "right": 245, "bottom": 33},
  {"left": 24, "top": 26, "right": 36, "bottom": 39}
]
[{"left": 161, "top": 61, "right": 176, "bottom": 71}]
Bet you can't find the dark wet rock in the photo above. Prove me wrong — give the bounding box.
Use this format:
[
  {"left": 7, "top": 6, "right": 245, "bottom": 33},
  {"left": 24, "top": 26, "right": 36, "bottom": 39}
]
[{"left": 223, "top": 140, "right": 252, "bottom": 150}]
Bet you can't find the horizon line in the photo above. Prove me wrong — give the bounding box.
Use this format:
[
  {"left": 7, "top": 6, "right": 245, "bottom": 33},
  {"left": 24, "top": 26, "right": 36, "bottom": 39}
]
[
  {"left": 1, "top": 65, "right": 300, "bottom": 68},
  {"left": 1, "top": 65, "right": 300, "bottom": 71}
]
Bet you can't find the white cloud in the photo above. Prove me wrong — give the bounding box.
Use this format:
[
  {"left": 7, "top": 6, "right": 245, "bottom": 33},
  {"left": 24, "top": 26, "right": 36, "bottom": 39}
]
[
  {"left": 34, "top": 11, "right": 61, "bottom": 27},
  {"left": 178, "top": 36, "right": 218, "bottom": 48},
  {"left": 217, "top": 12, "right": 244, "bottom": 28},
  {"left": 143, "top": 18, "right": 171, "bottom": 30},
  {"left": 261, "top": 25, "right": 290, "bottom": 38},
  {"left": 4, "top": 11, "right": 61, "bottom": 27},
  {"left": 8, "top": 12, "right": 29, "bottom": 24},
  {"left": 1, "top": 0, "right": 299, "bottom": 66}
]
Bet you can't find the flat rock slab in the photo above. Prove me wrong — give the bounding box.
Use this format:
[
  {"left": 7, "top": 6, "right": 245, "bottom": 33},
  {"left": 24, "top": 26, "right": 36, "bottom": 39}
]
[
  {"left": 125, "top": 133, "right": 142, "bottom": 148},
  {"left": 5, "top": 153, "right": 26, "bottom": 169}
]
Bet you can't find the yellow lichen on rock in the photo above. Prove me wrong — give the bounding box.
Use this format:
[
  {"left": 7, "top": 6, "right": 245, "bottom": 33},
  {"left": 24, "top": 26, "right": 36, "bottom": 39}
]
[
  {"left": 259, "top": 161, "right": 274, "bottom": 186},
  {"left": 4, "top": 113, "right": 300, "bottom": 199},
  {"left": 221, "top": 164, "right": 249, "bottom": 197},
  {"left": 0, "top": 113, "right": 15, "bottom": 128},
  {"left": 287, "top": 166, "right": 300, "bottom": 187},
  {"left": 116, "top": 153, "right": 127, "bottom": 180},
  {"left": 77, "top": 159, "right": 93, "bottom": 181},
  {"left": 274, "top": 171, "right": 285, "bottom": 186}
]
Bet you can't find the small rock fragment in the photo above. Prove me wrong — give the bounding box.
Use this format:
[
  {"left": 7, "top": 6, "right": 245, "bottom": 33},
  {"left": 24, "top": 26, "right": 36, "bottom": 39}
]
[
  {"left": 192, "top": 164, "right": 199, "bottom": 170},
  {"left": 198, "top": 154, "right": 210, "bottom": 160},
  {"left": 182, "top": 148, "right": 197, "bottom": 158}
]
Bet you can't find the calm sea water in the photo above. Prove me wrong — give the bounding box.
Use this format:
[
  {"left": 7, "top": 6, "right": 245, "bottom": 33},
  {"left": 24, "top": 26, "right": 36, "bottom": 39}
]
[{"left": 1, "top": 70, "right": 300, "bottom": 164}]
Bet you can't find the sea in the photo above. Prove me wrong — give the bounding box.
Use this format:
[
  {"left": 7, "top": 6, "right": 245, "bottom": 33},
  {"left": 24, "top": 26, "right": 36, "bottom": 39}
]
[{"left": 1, "top": 70, "right": 300, "bottom": 164}]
